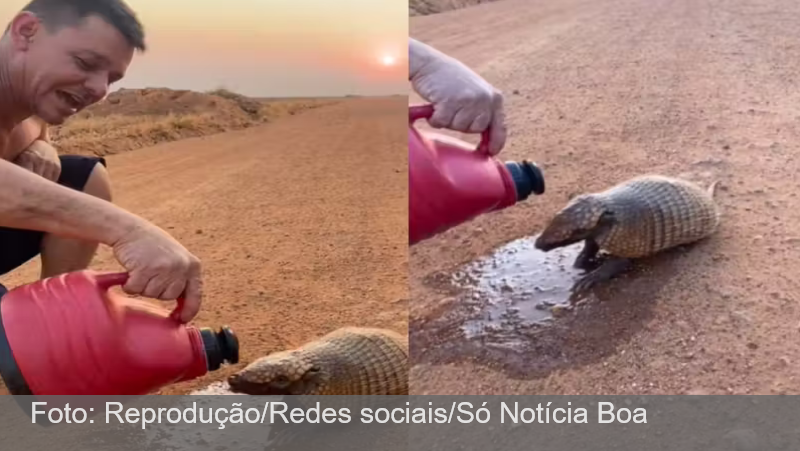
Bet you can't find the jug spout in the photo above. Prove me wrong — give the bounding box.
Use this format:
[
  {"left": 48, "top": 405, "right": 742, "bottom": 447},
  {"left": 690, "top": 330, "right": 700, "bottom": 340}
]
[
  {"left": 200, "top": 326, "right": 239, "bottom": 371},
  {"left": 505, "top": 160, "right": 546, "bottom": 201}
]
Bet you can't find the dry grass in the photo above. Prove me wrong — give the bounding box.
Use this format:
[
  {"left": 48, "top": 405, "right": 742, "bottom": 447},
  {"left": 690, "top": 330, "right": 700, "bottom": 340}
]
[
  {"left": 409, "top": 0, "right": 501, "bottom": 16},
  {"left": 49, "top": 88, "right": 340, "bottom": 157}
]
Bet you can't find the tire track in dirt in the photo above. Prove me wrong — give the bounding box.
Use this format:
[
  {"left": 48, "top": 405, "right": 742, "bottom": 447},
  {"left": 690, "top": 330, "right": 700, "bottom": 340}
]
[{"left": 410, "top": 0, "right": 800, "bottom": 395}]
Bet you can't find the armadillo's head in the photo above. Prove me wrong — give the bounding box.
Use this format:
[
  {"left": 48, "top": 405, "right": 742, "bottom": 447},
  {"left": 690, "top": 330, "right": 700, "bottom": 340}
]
[
  {"left": 227, "top": 350, "right": 324, "bottom": 395},
  {"left": 535, "top": 195, "right": 609, "bottom": 251}
]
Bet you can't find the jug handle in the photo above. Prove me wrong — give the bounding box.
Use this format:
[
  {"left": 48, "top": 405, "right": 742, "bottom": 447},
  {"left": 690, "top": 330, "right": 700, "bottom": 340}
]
[
  {"left": 409, "top": 103, "right": 492, "bottom": 155},
  {"left": 94, "top": 272, "right": 187, "bottom": 323}
]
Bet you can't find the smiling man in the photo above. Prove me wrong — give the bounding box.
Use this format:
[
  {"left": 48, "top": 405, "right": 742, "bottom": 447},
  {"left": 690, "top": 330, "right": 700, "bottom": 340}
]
[{"left": 0, "top": 0, "right": 203, "bottom": 323}]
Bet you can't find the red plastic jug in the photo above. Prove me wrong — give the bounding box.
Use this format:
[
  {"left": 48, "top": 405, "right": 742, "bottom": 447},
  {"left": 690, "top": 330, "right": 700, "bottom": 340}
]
[
  {"left": 0, "top": 270, "right": 238, "bottom": 396},
  {"left": 409, "top": 104, "right": 545, "bottom": 245}
]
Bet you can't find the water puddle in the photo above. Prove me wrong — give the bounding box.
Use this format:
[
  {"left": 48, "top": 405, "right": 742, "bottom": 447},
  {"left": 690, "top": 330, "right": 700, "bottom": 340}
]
[
  {"left": 449, "top": 234, "right": 589, "bottom": 347},
  {"left": 411, "top": 234, "right": 675, "bottom": 377}
]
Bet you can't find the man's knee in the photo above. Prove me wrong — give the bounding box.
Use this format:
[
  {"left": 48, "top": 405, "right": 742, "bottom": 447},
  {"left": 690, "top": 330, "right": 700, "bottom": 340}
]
[
  {"left": 56, "top": 155, "right": 112, "bottom": 202},
  {"left": 82, "top": 161, "right": 112, "bottom": 202}
]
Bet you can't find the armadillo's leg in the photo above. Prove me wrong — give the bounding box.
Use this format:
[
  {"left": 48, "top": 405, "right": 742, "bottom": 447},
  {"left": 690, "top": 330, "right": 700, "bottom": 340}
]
[
  {"left": 572, "top": 257, "right": 632, "bottom": 293},
  {"left": 574, "top": 239, "right": 600, "bottom": 270}
]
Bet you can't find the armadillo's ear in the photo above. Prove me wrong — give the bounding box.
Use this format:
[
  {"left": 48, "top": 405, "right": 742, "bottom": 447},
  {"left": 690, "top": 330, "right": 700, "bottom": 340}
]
[{"left": 598, "top": 209, "right": 616, "bottom": 226}]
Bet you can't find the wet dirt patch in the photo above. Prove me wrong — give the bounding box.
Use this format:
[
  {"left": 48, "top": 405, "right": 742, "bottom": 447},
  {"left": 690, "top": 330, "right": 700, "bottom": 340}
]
[
  {"left": 410, "top": 237, "right": 686, "bottom": 381},
  {"left": 451, "top": 235, "right": 588, "bottom": 347}
]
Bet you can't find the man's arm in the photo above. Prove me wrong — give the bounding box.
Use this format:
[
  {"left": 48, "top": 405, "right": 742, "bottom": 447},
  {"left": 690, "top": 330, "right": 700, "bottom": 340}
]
[
  {"left": 0, "top": 156, "right": 205, "bottom": 322},
  {"left": 0, "top": 158, "right": 136, "bottom": 245}
]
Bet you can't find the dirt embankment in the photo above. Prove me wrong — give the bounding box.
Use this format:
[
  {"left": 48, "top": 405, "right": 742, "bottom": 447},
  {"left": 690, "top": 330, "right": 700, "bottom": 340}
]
[
  {"left": 50, "top": 88, "right": 338, "bottom": 157},
  {"left": 410, "top": 0, "right": 502, "bottom": 16}
]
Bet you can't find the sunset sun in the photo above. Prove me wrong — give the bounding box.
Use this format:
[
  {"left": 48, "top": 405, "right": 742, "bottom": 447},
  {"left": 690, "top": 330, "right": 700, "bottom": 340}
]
[{"left": 381, "top": 55, "right": 396, "bottom": 66}]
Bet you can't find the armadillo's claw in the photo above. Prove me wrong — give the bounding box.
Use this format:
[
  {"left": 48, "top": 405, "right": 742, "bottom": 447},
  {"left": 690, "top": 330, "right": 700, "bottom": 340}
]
[
  {"left": 573, "top": 274, "right": 599, "bottom": 293},
  {"left": 572, "top": 257, "right": 632, "bottom": 293}
]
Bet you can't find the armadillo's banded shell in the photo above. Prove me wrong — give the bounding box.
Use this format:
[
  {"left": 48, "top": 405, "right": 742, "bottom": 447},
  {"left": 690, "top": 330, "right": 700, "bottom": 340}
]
[
  {"left": 595, "top": 175, "right": 720, "bottom": 258},
  {"left": 303, "top": 327, "right": 408, "bottom": 396}
]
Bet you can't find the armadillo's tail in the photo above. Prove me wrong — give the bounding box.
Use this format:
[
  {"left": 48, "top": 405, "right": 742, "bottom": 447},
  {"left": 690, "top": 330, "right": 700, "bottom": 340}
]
[
  {"left": 708, "top": 180, "right": 723, "bottom": 230},
  {"left": 708, "top": 180, "right": 720, "bottom": 198}
]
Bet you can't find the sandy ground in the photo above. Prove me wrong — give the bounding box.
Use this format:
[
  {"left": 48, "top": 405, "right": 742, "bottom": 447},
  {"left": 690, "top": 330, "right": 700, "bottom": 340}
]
[
  {"left": 409, "top": 0, "right": 800, "bottom": 395},
  {"left": 0, "top": 96, "right": 408, "bottom": 395}
]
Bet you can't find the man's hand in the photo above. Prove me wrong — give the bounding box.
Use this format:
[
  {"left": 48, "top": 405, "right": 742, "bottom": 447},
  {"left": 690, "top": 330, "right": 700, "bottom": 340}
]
[
  {"left": 111, "top": 222, "right": 203, "bottom": 323},
  {"left": 409, "top": 38, "right": 507, "bottom": 155},
  {"left": 14, "top": 140, "right": 61, "bottom": 181}
]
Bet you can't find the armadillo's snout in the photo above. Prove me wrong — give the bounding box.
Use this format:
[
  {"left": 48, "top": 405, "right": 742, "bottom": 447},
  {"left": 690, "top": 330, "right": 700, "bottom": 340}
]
[
  {"left": 227, "top": 372, "right": 258, "bottom": 395},
  {"left": 227, "top": 373, "right": 242, "bottom": 387},
  {"left": 534, "top": 234, "right": 551, "bottom": 251}
]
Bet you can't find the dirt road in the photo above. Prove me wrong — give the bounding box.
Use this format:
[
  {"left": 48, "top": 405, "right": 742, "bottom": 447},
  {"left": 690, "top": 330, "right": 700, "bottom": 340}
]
[
  {"left": 0, "top": 96, "right": 408, "bottom": 395},
  {"left": 409, "top": 0, "right": 800, "bottom": 395}
]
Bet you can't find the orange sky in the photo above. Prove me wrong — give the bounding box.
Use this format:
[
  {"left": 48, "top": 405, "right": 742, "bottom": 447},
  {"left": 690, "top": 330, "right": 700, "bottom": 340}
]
[{"left": 0, "top": 0, "right": 408, "bottom": 97}]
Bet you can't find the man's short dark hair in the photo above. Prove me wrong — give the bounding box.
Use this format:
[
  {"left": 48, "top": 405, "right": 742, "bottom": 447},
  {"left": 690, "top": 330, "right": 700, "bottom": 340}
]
[{"left": 20, "top": 0, "right": 146, "bottom": 51}]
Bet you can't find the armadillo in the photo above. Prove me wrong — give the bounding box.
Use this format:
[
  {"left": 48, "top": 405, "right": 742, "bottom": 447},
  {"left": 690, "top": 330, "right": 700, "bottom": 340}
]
[
  {"left": 534, "top": 174, "right": 721, "bottom": 292},
  {"left": 227, "top": 326, "right": 408, "bottom": 396}
]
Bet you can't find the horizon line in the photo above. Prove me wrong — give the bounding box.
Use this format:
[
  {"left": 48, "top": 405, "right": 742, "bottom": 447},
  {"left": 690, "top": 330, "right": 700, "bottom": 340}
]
[{"left": 109, "top": 86, "right": 407, "bottom": 99}]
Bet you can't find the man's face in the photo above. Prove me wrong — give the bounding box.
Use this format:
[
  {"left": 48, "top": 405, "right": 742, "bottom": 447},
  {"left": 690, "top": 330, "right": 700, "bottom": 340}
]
[{"left": 9, "top": 12, "right": 135, "bottom": 125}]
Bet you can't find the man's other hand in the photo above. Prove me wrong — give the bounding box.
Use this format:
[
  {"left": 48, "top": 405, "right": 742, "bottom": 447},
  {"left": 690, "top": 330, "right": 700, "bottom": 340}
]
[
  {"left": 14, "top": 140, "right": 62, "bottom": 181},
  {"left": 409, "top": 39, "right": 507, "bottom": 155}
]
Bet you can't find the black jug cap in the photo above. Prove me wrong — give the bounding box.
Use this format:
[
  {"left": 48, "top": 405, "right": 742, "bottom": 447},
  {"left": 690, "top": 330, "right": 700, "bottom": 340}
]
[
  {"left": 201, "top": 326, "right": 240, "bottom": 371},
  {"left": 505, "top": 160, "right": 545, "bottom": 201}
]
